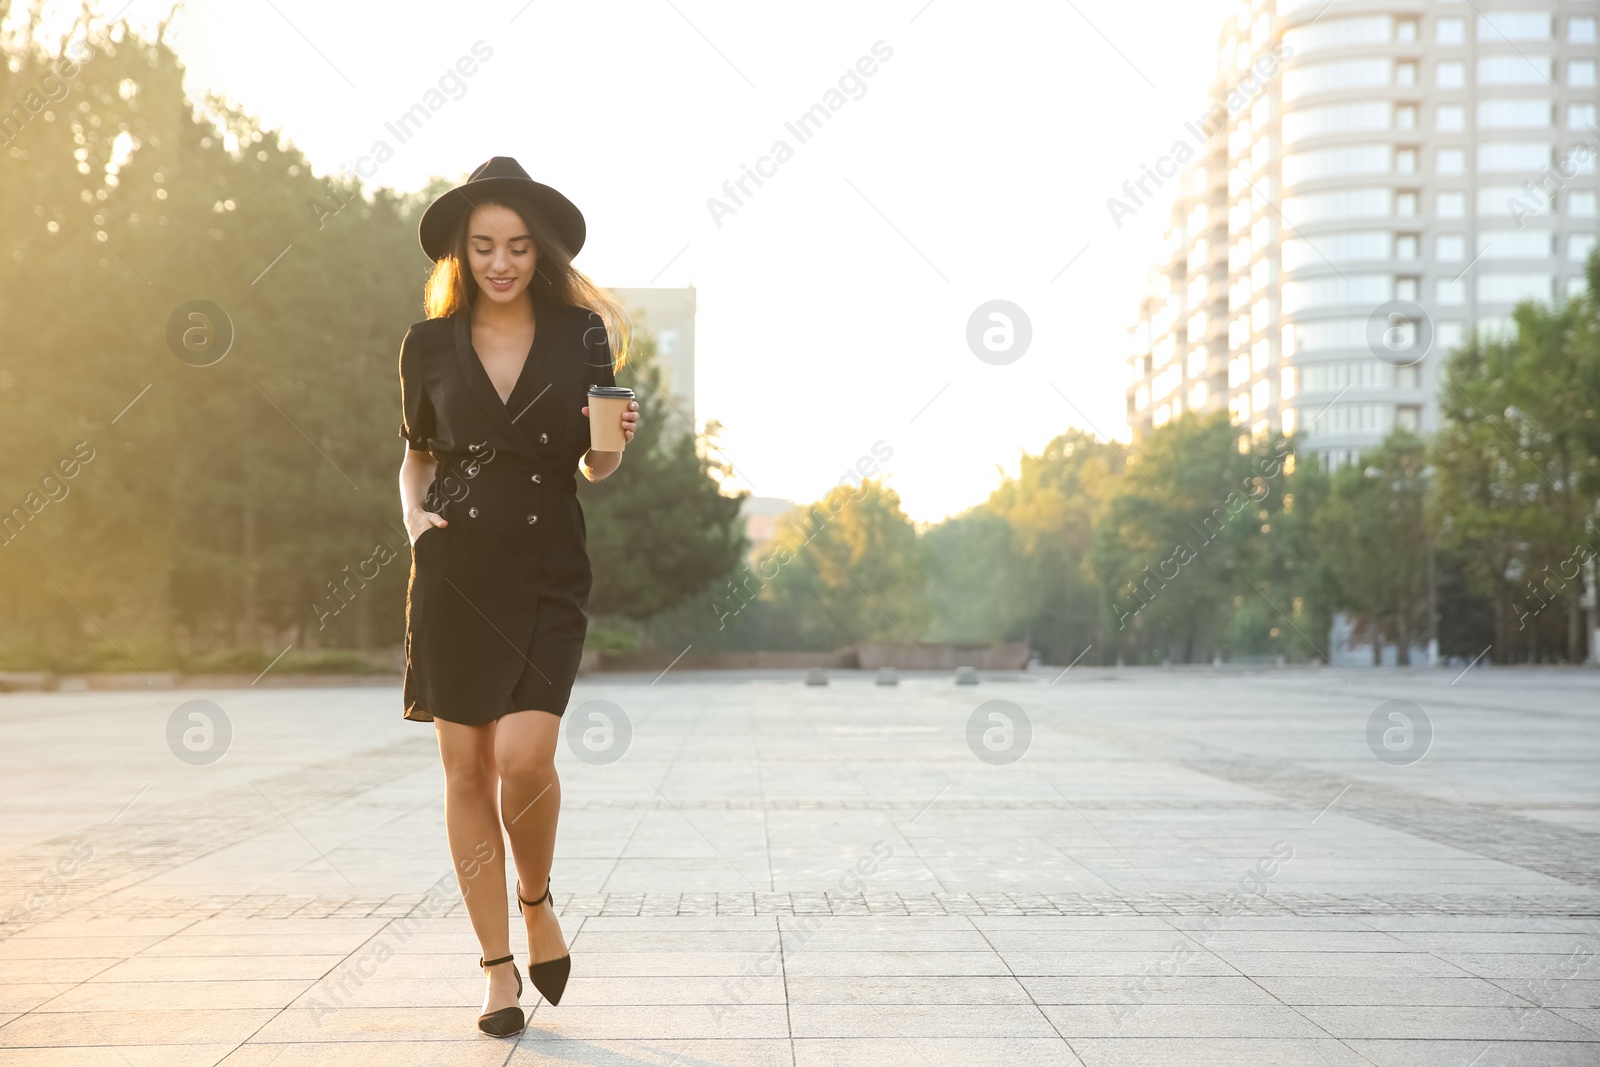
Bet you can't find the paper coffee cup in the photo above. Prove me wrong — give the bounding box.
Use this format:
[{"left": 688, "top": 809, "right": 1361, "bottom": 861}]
[{"left": 587, "top": 386, "right": 635, "bottom": 451}]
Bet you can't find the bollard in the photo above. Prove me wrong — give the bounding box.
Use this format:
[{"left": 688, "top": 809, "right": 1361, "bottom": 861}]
[
  {"left": 876, "top": 667, "right": 898, "bottom": 686},
  {"left": 955, "top": 665, "right": 979, "bottom": 685},
  {"left": 804, "top": 667, "right": 828, "bottom": 686}
]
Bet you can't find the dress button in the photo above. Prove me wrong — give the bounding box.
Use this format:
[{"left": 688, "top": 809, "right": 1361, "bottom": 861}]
[
  {"left": 539, "top": 432, "right": 548, "bottom": 444},
  {"left": 526, "top": 514, "right": 538, "bottom": 524},
  {"left": 531, "top": 473, "right": 541, "bottom": 484},
  {"left": 468, "top": 507, "right": 480, "bottom": 518}
]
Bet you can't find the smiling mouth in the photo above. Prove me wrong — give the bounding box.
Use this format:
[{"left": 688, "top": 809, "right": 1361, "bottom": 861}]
[{"left": 486, "top": 277, "right": 516, "bottom": 289}]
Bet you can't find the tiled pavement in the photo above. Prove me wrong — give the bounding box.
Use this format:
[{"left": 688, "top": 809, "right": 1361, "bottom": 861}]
[{"left": 1, "top": 665, "right": 1597, "bottom": 1065}]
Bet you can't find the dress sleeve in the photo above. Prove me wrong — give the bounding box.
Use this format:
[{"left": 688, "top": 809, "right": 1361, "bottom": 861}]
[
  {"left": 397, "top": 325, "right": 435, "bottom": 451},
  {"left": 580, "top": 309, "right": 616, "bottom": 455}
]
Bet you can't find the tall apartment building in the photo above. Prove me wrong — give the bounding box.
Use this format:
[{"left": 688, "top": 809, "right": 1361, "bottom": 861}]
[{"left": 1125, "top": 1, "right": 1600, "bottom": 470}]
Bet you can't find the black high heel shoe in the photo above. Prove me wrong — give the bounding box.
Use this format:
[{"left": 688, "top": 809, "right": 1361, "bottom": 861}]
[
  {"left": 476, "top": 954, "right": 525, "bottom": 1037},
  {"left": 516, "top": 876, "right": 572, "bottom": 1006}
]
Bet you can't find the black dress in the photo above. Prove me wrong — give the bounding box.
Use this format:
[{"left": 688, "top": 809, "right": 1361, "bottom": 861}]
[{"left": 397, "top": 289, "right": 615, "bottom": 725}]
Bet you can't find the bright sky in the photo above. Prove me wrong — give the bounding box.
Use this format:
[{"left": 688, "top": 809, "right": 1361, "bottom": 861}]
[{"left": 91, "top": 0, "right": 1237, "bottom": 523}]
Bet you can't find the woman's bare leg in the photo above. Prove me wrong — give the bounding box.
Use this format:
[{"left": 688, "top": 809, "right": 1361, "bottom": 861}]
[
  {"left": 434, "top": 718, "right": 519, "bottom": 1013},
  {"left": 493, "top": 709, "right": 567, "bottom": 966}
]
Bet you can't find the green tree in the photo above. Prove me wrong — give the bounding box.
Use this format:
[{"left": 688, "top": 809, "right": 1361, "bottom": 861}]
[
  {"left": 1312, "top": 430, "right": 1430, "bottom": 664},
  {"left": 924, "top": 429, "right": 1119, "bottom": 663},
  {"left": 1430, "top": 258, "right": 1600, "bottom": 662},
  {"left": 1086, "top": 414, "right": 1294, "bottom": 663},
  {"left": 759, "top": 480, "right": 926, "bottom": 647},
  {"left": 581, "top": 334, "right": 747, "bottom": 623}
]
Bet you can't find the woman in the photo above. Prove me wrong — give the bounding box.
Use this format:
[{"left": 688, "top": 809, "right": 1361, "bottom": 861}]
[{"left": 396, "top": 156, "right": 639, "bottom": 1038}]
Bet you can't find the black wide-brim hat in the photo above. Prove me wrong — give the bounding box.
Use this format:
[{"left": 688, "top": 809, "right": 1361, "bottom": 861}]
[{"left": 418, "top": 155, "right": 586, "bottom": 262}]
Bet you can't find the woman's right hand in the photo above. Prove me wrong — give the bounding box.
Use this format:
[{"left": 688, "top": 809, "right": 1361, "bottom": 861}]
[{"left": 406, "top": 504, "right": 447, "bottom": 545}]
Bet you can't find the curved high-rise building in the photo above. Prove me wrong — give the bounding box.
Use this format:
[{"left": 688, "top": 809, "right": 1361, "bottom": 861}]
[{"left": 1126, "top": 1, "right": 1599, "bottom": 470}]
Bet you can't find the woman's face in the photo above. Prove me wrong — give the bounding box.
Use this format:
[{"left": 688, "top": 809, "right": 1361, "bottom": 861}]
[{"left": 465, "top": 203, "right": 537, "bottom": 305}]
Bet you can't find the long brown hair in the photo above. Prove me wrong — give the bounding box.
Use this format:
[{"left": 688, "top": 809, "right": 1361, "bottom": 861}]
[{"left": 422, "top": 194, "right": 630, "bottom": 370}]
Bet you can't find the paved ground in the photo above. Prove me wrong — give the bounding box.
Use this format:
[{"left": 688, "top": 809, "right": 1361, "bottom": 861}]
[{"left": 1, "top": 665, "right": 1597, "bottom": 1066}]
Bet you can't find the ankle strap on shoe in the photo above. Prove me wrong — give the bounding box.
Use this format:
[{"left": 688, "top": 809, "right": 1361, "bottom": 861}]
[
  {"left": 480, "top": 954, "right": 516, "bottom": 969},
  {"left": 521, "top": 876, "right": 553, "bottom": 909}
]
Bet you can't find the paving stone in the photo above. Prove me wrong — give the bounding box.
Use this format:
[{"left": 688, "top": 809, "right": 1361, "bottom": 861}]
[{"left": 0, "top": 670, "right": 1597, "bottom": 1065}]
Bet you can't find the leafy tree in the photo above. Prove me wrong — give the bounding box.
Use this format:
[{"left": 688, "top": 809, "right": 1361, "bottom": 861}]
[
  {"left": 1430, "top": 256, "right": 1600, "bottom": 662},
  {"left": 759, "top": 480, "right": 927, "bottom": 647},
  {"left": 582, "top": 334, "right": 747, "bottom": 623},
  {"left": 1312, "top": 430, "right": 1430, "bottom": 664},
  {"left": 1086, "top": 413, "right": 1293, "bottom": 663}
]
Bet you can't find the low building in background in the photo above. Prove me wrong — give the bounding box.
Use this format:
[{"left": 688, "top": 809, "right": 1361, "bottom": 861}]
[{"left": 609, "top": 286, "right": 697, "bottom": 434}]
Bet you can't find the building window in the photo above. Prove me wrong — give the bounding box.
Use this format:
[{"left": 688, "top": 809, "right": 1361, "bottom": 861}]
[
  {"left": 1571, "top": 234, "right": 1598, "bottom": 262},
  {"left": 1397, "top": 191, "right": 1419, "bottom": 217},
  {"left": 1479, "top": 230, "right": 1554, "bottom": 258},
  {"left": 1477, "top": 273, "right": 1552, "bottom": 303},
  {"left": 1282, "top": 187, "right": 1392, "bottom": 225},
  {"left": 1478, "top": 55, "right": 1551, "bottom": 86},
  {"left": 1435, "top": 148, "right": 1464, "bottom": 175},
  {"left": 1283, "top": 58, "right": 1394, "bottom": 102},
  {"left": 1570, "top": 60, "right": 1598, "bottom": 88},
  {"left": 1478, "top": 12, "right": 1551, "bottom": 41},
  {"left": 1281, "top": 367, "right": 1297, "bottom": 400},
  {"left": 1396, "top": 405, "right": 1421, "bottom": 432},
  {"left": 1281, "top": 144, "right": 1392, "bottom": 185},
  {"left": 1436, "top": 61, "right": 1465, "bottom": 88},
  {"left": 1436, "top": 192, "right": 1465, "bottom": 218},
  {"left": 1479, "top": 185, "right": 1551, "bottom": 218},
  {"left": 1436, "top": 235, "right": 1465, "bottom": 261},
  {"left": 1479, "top": 98, "right": 1552, "bottom": 129},
  {"left": 1436, "top": 104, "right": 1465, "bottom": 131},
  {"left": 1397, "top": 147, "right": 1418, "bottom": 173},
  {"left": 1437, "top": 278, "right": 1466, "bottom": 305},
  {"left": 1396, "top": 234, "right": 1419, "bottom": 260},
  {"left": 1397, "top": 105, "right": 1417, "bottom": 130},
  {"left": 1252, "top": 378, "right": 1272, "bottom": 414},
  {"left": 1282, "top": 407, "right": 1298, "bottom": 435},
  {"left": 1397, "top": 19, "right": 1418, "bottom": 44},
  {"left": 1436, "top": 18, "right": 1465, "bottom": 45},
  {"left": 1281, "top": 101, "right": 1392, "bottom": 143},
  {"left": 1571, "top": 104, "right": 1598, "bottom": 129},
  {"left": 1396, "top": 62, "right": 1417, "bottom": 87},
  {"left": 1571, "top": 192, "right": 1598, "bottom": 217},
  {"left": 1478, "top": 142, "right": 1552, "bottom": 171},
  {"left": 1572, "top": 16, "right": 1598, "bottom": 44},
  {"left": 1396, "top": 276, "right": 1418, "bottom": 301}
]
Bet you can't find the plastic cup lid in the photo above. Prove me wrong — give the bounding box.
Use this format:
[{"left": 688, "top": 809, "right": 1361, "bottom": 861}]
[{"left": 587, "top": 385, "right": 636, "bottom": 398}]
